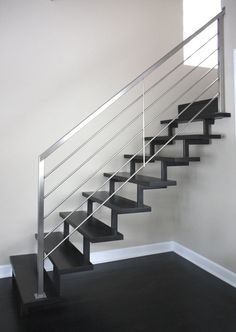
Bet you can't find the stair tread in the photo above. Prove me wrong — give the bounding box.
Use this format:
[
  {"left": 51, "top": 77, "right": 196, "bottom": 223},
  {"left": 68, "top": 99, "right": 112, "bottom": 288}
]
[
  {"left": 10, "top": 254, "right": 59, "bottom": 306},
  {"left": 124, "top": 155, "right": 200, "bottom": 162},
  {"left": 82, "top": 191, "right": 151, "bottom": 214},
  {"left": 145, "top": 134, "right": 221, "bottom": 141},
  {"left": 44, "top": 232, "right": 93, "bottom": 274},
  {"left": 104, "top": 172, "right": 176, "bottom": 187},
  {"left": 161, "top": 112, "right": 231, "bottom": 124},
  {"left": 59, "top": 211, "right": 123, "bottom": 243}
]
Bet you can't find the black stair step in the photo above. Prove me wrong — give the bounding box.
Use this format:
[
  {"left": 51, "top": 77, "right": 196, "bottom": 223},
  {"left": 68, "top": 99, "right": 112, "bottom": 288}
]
[
  {"left": 145, "top": 134, "right": 221, "bottom": 142},
  {"left": 43, "top": 232, "right": 93, "bottom": 274},
  {"left": 124, "top": 155, "right": 200, "bottom": 163},
  {"left": 144, "top": 136, "right": 174, "bottom": 145},
  {"left": 59, "top": 211, "right": 124, "bottom": 243},
  {"left": 104, "top": 172, "right": 176, "bottom": 187},
  {"left": 161, "top": 112, "right": 231, "bottom": 125},
  {"left": 178, "top": 98, "right": 219, "bottom": 121},
  {"left": 82, "top": 191, "right": 151, "bottom": 214},
  {"left": 10, "top": 254, "right": 59, "bottom": 309}
]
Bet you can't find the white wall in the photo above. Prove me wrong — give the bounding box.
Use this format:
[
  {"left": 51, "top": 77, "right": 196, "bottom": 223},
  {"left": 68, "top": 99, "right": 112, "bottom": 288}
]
[
  {"left": 0, "top": 0, "right": 184, "bottom": 264},
  {"left": 174, "top": 0, "right": 236, "bottom": 273},
  {"left": 1, "top": 0, "right": 231, "bottom": 275}
]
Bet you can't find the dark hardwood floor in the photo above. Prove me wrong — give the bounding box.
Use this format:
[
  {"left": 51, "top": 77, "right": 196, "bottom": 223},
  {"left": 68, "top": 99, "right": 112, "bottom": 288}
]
[{"left": 1, "top": 252, "right": 236, "bottom": 332}]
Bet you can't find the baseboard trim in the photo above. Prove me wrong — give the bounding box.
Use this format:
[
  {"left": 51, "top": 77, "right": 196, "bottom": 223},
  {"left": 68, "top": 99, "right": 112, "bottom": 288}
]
[
  {"left": 0, "top": 265, "right": 12, "bottom": 279},
  {"left": 173, "top": 242, "right": 236, "bottom": 288},
  {"left": 2, "top": 241, "right": 236, "bottom": 288},
  {"left": 90, "top": 241, "right": 172, "bottom": 264}
]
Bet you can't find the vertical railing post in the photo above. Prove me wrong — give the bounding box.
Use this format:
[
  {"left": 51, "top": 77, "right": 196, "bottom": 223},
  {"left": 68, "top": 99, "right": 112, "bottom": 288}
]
[
  {"left": 142, "top": 80, "right": 145, "bottom": 167},
  {"left": 217, "top": 9, "right": 225, "bottom": 112},
  {"left": 35, "top": 157, "right": 46, "bottom": 299}
]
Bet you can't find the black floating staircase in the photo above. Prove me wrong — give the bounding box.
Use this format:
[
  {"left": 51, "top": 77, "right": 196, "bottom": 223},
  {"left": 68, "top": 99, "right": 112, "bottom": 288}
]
[{"left": 10, "top": 98, "right": 230, "bottom": 315}]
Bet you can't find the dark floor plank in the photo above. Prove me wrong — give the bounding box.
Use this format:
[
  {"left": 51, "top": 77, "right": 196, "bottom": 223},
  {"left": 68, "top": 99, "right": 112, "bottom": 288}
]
[{"left": 2, "top": 253, "right": 236, "bottom": 332}]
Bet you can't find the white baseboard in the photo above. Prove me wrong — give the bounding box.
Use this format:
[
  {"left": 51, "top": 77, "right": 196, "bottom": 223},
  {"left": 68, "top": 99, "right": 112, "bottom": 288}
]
[
  {"left": 173, "top": 242, "right": 236, "bottom": 288},
  {"left": 2, "top": 241, "right": 236, "bottom": 288},
  {"left": 90, "top": 241, "right": 172, "bottom": 264},
  {"left": 0, "top": 264, "right": 12, "bottom": 279}
]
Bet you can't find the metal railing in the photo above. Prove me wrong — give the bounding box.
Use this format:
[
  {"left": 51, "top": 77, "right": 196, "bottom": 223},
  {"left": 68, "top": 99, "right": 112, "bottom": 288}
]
[{"left": 35, "top": 8, "right": 225, "bottom": 299}]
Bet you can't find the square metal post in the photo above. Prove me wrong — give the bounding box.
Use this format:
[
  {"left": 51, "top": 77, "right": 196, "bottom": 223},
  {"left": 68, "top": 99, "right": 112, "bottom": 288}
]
[
  {"left": 35, "top": 158, "right": 46, "bottom": 299},
  {"left": 218, "top": 11, "right": 225, "bottom": 112}
]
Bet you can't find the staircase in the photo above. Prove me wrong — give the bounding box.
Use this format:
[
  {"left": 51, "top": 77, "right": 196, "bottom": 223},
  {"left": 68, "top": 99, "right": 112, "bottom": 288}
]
[{"left": 10, "top": 8, "right": 230, "bottom": 315}]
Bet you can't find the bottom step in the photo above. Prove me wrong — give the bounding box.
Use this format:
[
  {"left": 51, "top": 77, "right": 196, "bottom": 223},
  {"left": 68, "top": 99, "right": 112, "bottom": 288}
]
[{"left": 10, "top": 254, "right": 60, "bottom": 313}]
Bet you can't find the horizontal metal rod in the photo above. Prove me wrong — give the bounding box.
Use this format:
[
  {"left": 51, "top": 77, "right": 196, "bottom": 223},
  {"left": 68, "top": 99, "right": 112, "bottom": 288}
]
[
  {"left": 144, "top": 50, "right": 217, "bottom": 114},
  {"left": 44, "top": 33, "right": 218, "bottom": 179},
  {"left": 44, "top": 62, "right": 217, "bottom": 218},
  {"left": 44, "top": 129, "right": 143, "bottom": 219},
  {"left": 44, "top": 76, "right": 218, "bottom": 237},
  {"left": 44, "top": 98, "right": 141, "bottom": 179},
  {"left": 44, "top": 50, "right": 217, "bottom": 198},
  {"left": 40, "top": 8, "right": 224, "bottom": 161},
  {"left": 144, "top": 78, "right": 218, "bottom": 148},
  {"left": 146, "top": 34, "right": 217, "bottom": 96},
  {"left": 44, "top": 91, "right": 218, "bottom": 258},
  {"left": 44, "top": 111, "right": 142, "bottom": 198}
]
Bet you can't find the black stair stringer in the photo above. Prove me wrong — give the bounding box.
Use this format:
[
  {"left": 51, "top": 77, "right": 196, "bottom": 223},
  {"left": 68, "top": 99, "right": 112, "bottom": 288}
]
[
  {"left": 111, "top": 210, "right": 118, "bottom": 234},
  {"left": 203, "top": 119, "right": 215, "bottom": 135},
  {"left": 183, "top": 139, "right": 210, "bottom": 157},
  {"left": 168, "top": 122, "right": 178, "bottom": 137},
  {"left": 160, "top": 160, "right": 189, "bottom": 181},
  {"left": 148, "top": 137, "right": 175, "bottom": 156},
  {"left": 83, "top": 238, "right": 90, "bottom": 264},
  {"left": 109, "top": 179, "right": 116, "bottom": 194},
  {"left": 156, "top": 123, "right": 177, "bottom": 156},
  {"left": 136, "top": 183, "right": 169, "bottom": 207},
  {"left": 137, "top": 184, "right": 144, "bottom": 206},
  {"left": 130, "top": 158, "right": 155, "bottom": 174}
]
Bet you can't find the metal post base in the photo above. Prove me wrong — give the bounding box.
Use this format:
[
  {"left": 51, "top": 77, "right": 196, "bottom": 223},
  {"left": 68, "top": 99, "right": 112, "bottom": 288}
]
[{"left": 34, "top": 292, "right": 47, "bottom": 300}]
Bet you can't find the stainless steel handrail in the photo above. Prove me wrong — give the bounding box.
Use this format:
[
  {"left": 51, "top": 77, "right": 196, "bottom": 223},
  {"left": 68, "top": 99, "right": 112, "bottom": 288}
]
[
  {"left": 44, "top": 94, "right": 218, "bottom": 258},
  {"left": 44, "top": 76, "right": 218, "bottom": 238},
  {"left": 44, "top": 50, "right": 217, "bottom": 199},
  {"left": 44, "top": 33, "right": 217, "bottom": 179},
  {"left": 44, "top": 63, "right": 217, "bottom": 219},
  {"left": 40, "top": 9, "right": 224, "bottom": 161}
]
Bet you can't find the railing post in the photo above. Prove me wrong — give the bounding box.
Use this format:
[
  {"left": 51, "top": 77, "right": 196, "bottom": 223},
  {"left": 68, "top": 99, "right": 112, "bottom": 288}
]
[
  {"left": 218, "top": 9, "right": 225, "bottom": 112},
  {"left": 35, "top": 157, "right": 46, "bottom": 299},
  {"left": 142, "top": 80, "right": 145, "bottom": 167}
]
